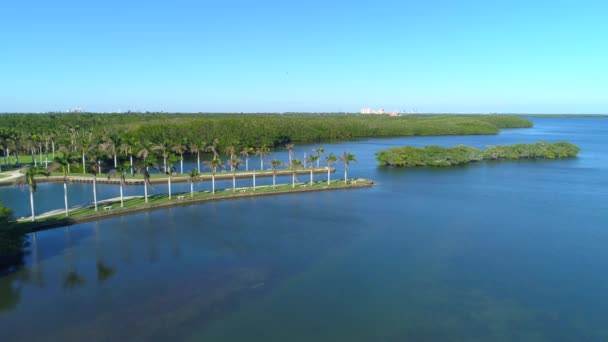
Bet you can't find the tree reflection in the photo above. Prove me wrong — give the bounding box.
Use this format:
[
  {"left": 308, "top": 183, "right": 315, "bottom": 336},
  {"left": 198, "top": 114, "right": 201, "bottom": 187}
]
[
  {"left": 95, "top": 222, "right": 116, "bottom": 283},
  {"left": 0, "top": 276, "right": 21, "bottom": 313}
]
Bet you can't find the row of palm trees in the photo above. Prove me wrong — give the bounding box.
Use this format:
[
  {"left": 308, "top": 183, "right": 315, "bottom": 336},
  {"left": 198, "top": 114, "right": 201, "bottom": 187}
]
[{"left": 18, "top": 145, "right": 357, "bottom": 222}]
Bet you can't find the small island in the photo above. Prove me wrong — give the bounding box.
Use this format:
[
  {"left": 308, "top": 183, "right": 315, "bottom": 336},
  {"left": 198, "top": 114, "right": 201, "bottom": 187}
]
[{"left": 376, "top": 141, "right": 580, "bottom": 167}]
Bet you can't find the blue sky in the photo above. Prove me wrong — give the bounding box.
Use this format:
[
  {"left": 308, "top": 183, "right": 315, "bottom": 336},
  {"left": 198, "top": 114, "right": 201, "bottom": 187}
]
[{"left": 1, "top": 0, "right": 607, "bottom": 113}]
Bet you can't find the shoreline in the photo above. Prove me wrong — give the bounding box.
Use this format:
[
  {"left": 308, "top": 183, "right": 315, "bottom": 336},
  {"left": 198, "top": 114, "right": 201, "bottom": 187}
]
[
  {"left": 0, "top": 167, "right": 334, "bottom": 186},
  {"left": 17, "top": 179, "right": 376, "bottom": 232}
]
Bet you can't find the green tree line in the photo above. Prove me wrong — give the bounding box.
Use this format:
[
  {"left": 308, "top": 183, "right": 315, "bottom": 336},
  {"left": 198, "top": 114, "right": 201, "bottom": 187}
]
[{"left": 376, "top": 142, "right": 580, "bottom": 167}]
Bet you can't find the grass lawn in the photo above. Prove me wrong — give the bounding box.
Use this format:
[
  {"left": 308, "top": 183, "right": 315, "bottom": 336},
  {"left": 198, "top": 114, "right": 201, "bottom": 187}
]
[{"left": 27, "top": 179, "right": 374, "bottom": 225}]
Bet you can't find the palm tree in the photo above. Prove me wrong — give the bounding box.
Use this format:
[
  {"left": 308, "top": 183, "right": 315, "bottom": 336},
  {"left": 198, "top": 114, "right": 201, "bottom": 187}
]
[
  {"left": 270, "top": 159, "right": 281, "bottom": 189},
  {"left": 224, "top": 145, "right": 235, "bottom": 157},
  {"left": 256, "top": 145, "right": 271, "bottom": 170},
  {"left": 289, "top": 159, "right": 303, "bottom": 188},
  {"left": 228, "top": 157, "right": 242, "bottom": 192},
  {"left": 189, "top": 142, "right": 204, "bottom": 173},
  {"left": 50, "top": 154, "right": 76, "bottom": 216},
  {"left": 188, "top": 169, "right": 201, "bottom": 197},
  {"left": 314, "top": 147, "right": 325, "bottom": 168},
  {"left": 286, "top": 143, "right": 295, "bottom": 164},
  {"left": 207, "top": 138, "right": 220, "bottom": 159},
  {"left": 90, "top": 158, "right": 102, "bottom": 211},
  {"left": 172, "top": 141, "right": 187, "bottom": 174},
  {"left": 205, "top": 157, "right": 223, "bottom": 194},
  {"left": 165, "top": 154, "right": 178, "bottom": 199},
  {"left": 108, "top": 162, "right": 129, "bottom": 208},
  {"left": 325, "top": 152, "right": 337, "bottom": 185},
  {"left": 240, "top": 147, "right": 254, "bottom": 171},
  {"left": 119, "top": 137, "right": 137, "bottom": 175},
  {"left": 137, "top": 141, "right": 152, "bottom": 170},
  {"left": 139, "top": 164, "right": 155, "bottom": 203},
  {"left": 78, "top": 131, "right": 93, "bottom": 175},
  {"left": 152, "top": 141, "right": 170, "bottom": 173},
  {"left": 307, "top": 155, "right": 319, "bottom": 185},
  {"left": 340, "top": 152, "right": 357, "bottom": 182},
  {"left": 18, "top": 167, "right": 49, "bottom": 222}
]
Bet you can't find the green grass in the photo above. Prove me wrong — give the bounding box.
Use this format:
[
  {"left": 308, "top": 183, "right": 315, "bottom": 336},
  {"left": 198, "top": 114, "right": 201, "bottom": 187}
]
[{"left": 28, "top": 179, "right": 372, "bottom": 224}]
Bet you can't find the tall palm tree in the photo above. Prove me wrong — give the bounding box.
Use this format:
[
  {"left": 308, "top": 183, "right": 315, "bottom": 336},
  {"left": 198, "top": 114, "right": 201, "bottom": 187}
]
[
  {"left": 224, "top": 145, "right": 236, "bottom": 170},
  {"left": 314, "top": 147, "right": 325, "bottom": 168},
  {"left": 139, "top": 167, "right": 151, "bottom": 203},
  {"left": 137, "top": 141, "right": 152, "bottom": 170},
  {"left": 207, "top": 138, "right": 220, "bottom": 159},
  {"left": 189, "top": 142, "right": 204, "bottom": 173},
  {"left": 90, "top": 158, "right": 102, "bottom": 211},
  {"left": 119, "top": 137, "right": 137, "bottom": 175},
  {"left": 308, "top": 155, "right": 319, "bottom": 185},
  {"left": 18, "top": 167, "right": 49, "bottom": 222},
  {"left": 188, "top": 169, "right": 201, "bottom": 197},
  {"left": 205, "top": 157, "right": 223, "bottom": 194},
  {"left": 165, "top": 154, "right": 178, "bottom": 199},
  {"left": 108, "top": 162, "right": 129, "bottom": 208},
  {"left": 152, "top": 141, "right": 170, "bottom": 173},
  {"left": 340, "top": 152, "right": 357, "bottom": 182},
  {"left": 325, "top": 152, "right": 337, "bottom": 185},
  {"left": 240, "top": 147, "right": 254, "bottom": 171},
  {"left": 256, "top": 145, "right": 271, "bottom": 170},
  {"left": 270, "top": 159, "right": 281, "bottom": 189},
  {"left": 289, "top": 159, "right": 303, "bottom": 188},
  {"left": 286, "top": 143, "right": 295, "bottom": 164},
  {"left": 228, "top": 157, "right": 242, "bottom": 192},
  {"left": 50, "top": 153, "right": 76, "bottom": 216},
  {"left": 172, "top": 141, "right": 187, "bottom": 174},
  {"left": 78, "top": 131, "right": 93, "bottom": 175}
]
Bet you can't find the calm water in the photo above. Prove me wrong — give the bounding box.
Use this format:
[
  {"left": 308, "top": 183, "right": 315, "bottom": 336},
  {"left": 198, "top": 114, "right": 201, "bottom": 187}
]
[{"left": 1, "top": 118, "right": 607, "bottom": 341}]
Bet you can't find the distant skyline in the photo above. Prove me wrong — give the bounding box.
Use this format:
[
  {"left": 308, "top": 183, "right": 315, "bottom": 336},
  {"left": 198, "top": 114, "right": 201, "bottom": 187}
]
[{"left": 1, "top": 0, "right": 607, "bottom": 114}]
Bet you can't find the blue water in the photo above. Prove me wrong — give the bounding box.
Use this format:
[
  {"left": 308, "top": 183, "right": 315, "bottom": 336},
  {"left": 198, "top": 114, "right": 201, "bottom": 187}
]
[{"left": 1, "top": 117, "right": 607, "bottom": 341}]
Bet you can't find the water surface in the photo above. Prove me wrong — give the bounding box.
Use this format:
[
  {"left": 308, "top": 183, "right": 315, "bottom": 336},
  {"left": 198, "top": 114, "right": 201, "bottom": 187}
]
[{"left": 1, "top": 117, "right": 607, "bottom": 341}]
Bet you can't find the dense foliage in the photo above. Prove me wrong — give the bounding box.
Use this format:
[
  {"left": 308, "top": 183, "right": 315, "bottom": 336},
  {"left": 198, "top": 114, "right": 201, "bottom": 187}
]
[
  {"left": 0, "top": 113, "right": 532, "bottom": 172},
  {"left": 376, "top": 142, "right": 580, "bottom": 167},
  {"left": 0, "top": 201, "right": 26, "bottom": 273}
]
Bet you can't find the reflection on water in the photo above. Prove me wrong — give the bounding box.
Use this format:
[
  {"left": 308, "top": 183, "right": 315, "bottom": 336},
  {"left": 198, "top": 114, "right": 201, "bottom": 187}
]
[{"left": 0, "top": 118, "right": 607, "bottom": 341}]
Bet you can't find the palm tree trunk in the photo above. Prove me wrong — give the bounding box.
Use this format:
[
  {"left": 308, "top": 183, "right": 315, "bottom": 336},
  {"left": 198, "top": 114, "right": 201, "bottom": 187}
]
[
  {"left": 260, "top": 157, "right": 263, "bottom": 170},
  {"left": 114, "top": 152, "right": 117, "bottom": 168},
  {"left": 82, "top": 152, "right": 86, "bottom": 175},
  {"left": 245, "top": 157, "right": 249, "bottom": 171},
  {"left": 31, "top": 150, "right": 36, "bottom": 166},
  {"left": 120, "top": 184, "right": 124, "bottom": 208},
  {"left": 344, "top": 167, "right": 348, "bottom": 182},
  {"left": 197, "top": 152, "right": 201, "bottom": 172},
  {"left": 292, "top": 173, "right": 295, "bottom": 188},
  {"left": 30, "top": 189, "right": 36, "bottom": 222},
  {"left": 212, "top": 173, "right": 216, "bottom": 194},
  {"left": 190, "top": 182, "right": 194, "bottom": 197},
  {"left": 163, "top": 157, "right": 167, "bottom": 172},
  {"left": 317, "top": 159, "right": 320, "bottom": 168},
  {"left": 180, "top": 153, "right": 184, "bottom": 174},
  {"left": 64, "top": 181, "right": 69, "bottom": 216},
  {"left": 52, "top": 140, "right": 55, "bottom": 159},
  {"left": 168, "top": 176, "right": 172, "bottom": 199},
  {"left": 310, "top": 169, "right": 313, "bottom": 185},
  {"left": 232, "top": 173, "right": 236, "bottom": 192},
  {"left": 130, "top": 154, "right": 134, "bottom": 175},
  {"left": 273, "top": 172, "right": 276, "bottom": 189},
  {"left": 327, "top": 167, "right": 331, "bottom": 185},
  {"left": 93, "top": 176, "right": 98, "bottom": 211},
  {"left": 144, "top": 182, "right": 148, "bottom": 203}
]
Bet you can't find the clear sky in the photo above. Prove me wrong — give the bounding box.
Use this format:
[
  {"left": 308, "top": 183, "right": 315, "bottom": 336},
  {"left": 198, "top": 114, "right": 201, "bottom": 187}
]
[{"left": 1, "top": 0, "right": 607, "bottom": 113}]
